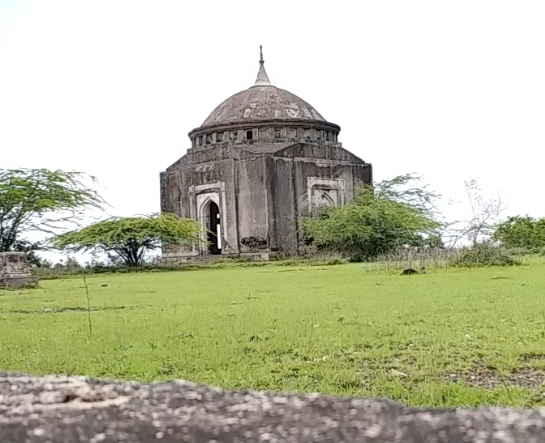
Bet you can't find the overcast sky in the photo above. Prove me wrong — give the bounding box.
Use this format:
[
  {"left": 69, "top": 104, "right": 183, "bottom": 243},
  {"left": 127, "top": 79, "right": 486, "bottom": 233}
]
[{"left": 1, "top": 0, "right": 544, "bottom": 260}]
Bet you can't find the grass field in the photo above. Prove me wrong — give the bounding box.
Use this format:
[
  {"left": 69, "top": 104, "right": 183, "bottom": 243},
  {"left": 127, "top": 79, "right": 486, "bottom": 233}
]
[{"left": 2, "top": 261, "right": 545, "bottom": 408}]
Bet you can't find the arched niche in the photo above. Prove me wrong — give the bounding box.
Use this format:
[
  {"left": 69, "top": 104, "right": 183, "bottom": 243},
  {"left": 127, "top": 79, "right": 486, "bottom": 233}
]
[
  {"left": 196, "top": 193, "right": 222, "bottom": 255},
  {"left": 303, "top": 177, "right": 346, "bottom": 217}
]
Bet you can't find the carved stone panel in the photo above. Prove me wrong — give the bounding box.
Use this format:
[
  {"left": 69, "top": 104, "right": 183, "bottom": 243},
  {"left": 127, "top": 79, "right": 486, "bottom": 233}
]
[{"left": 305, "top": 177, "right": 346, "bottom": 216}]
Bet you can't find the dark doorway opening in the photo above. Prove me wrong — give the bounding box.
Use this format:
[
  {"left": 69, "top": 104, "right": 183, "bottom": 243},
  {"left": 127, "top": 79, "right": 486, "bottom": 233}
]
[{"left": 207, "top": 201, "right": 221, "bottom": 255}]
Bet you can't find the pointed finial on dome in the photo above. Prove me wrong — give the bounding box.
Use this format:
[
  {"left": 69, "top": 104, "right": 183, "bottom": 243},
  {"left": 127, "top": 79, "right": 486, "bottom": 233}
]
[{"left": 254, "top": 45, "right": 271, "bottom": 86}]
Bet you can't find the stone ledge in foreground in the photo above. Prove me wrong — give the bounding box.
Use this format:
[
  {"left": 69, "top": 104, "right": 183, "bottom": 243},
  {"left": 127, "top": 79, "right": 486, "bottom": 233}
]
[{"left": 1, "top": 372, "right": 545, "bottom": 442}]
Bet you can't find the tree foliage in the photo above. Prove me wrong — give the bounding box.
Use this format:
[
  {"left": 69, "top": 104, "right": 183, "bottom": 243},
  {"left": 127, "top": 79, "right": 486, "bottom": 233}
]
[
  {"left": 492, "top": 216, "right": 545, "bottom": 250},
  {"left": 302, "top": 174, "right": 442, "bottom": 261},
  {"left": 11, "top": 239, "right": 46, "bottom": 267},
  {"left": 0, "top": 168, "right": 105, "bottom": 253},
  {"left": 53, "top": 213, "right": 202, "bottom": 267}
]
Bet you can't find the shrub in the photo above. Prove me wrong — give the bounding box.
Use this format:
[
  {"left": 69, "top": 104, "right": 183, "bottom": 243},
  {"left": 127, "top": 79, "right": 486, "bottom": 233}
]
[
  {"left": 449, "top": 242, "right": 521, "bottom": 267},
  {"left": 493, "top": 216, "right": 545, "bottom": 250},
  {"left": 506, "top": 247, "right": 538, "bottom": 256},
  {"left": 302, "top": 175, "right": 441, "bottom": 262}
]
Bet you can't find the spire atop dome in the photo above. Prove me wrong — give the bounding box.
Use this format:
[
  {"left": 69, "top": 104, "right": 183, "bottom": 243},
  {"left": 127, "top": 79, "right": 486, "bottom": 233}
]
[{"left": 254, "top": 45, "right": 271, "bottom": 86}]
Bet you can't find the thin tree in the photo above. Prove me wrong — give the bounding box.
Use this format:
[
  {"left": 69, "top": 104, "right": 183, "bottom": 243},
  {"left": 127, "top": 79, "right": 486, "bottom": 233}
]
[
  {"left": 53, "top": 213, "right": 202, "bottom": 267},
  {"left": 0, "top": 168, "right": 106, "bottom": 253}
]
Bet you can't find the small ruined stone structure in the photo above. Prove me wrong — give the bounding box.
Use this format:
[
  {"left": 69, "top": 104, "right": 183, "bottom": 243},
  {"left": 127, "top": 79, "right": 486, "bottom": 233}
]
[
  {"left": 2, "top": 372, "right": 545, "bottom": 442},
  {"left": 160, "top": 47, "right": 372, "bottom": 262},
  {"left": 0, "top": 252, "right": 37, "bottom": 288}
]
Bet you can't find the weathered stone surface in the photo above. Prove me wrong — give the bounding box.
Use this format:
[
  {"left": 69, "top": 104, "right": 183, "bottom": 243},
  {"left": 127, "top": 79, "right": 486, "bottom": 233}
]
[
  {"left": 0, "top": 252, "right": 38, "bottom": 288},
  {"left": 1, "top": 372, "right": 545, "bottom": 442}
]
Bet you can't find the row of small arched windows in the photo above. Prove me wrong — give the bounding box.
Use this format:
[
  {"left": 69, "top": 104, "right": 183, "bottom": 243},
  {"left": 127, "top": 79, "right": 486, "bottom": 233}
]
[{"left": 192, "top": 128, "right": 338, "bottom": 147}]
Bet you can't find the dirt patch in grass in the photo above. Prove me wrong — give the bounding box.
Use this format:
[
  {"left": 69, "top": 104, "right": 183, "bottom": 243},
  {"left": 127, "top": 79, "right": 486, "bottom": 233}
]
[
  {"left": 5, "top": 305, "right": 144, "bottom": 314},
  {"left": 446, "top": 361, "right": 545, "bottom": 390}
]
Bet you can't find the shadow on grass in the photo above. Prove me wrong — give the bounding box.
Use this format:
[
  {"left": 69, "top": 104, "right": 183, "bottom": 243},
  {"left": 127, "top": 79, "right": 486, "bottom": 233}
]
[{"left": 4, "top": 305, "right": 147, "bottom": 314}]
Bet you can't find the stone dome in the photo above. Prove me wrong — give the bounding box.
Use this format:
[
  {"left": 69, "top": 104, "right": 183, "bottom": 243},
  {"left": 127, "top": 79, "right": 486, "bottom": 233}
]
[{"left": 200, "top": 49, "right": 327, "bottom": 128}]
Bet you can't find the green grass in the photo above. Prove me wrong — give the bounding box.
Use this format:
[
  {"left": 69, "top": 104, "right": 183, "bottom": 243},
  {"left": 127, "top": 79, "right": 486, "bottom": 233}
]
[{"left": 2, "top": 262, "right": 545, "bottom": 408}]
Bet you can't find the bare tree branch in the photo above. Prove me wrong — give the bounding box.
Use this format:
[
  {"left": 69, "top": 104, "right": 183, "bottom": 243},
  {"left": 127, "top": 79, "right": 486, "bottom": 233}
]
[{"left": 443, "top": 178, "right": 507, "bottom": 248}]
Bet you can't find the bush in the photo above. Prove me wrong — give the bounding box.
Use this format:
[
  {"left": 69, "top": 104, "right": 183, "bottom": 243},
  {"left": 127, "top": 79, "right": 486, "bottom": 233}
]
[
  {"left": 506, "top": 247, "right": 538, "bottom": 256},
  {"left": 493, "top": 216, "right": 545, "bottom": 250},
  {"left": 449, "top": 242, "right": 521, "bottom": 267},
  {"left": 302, "top": 175, "right": 441, "bottom": 262}
]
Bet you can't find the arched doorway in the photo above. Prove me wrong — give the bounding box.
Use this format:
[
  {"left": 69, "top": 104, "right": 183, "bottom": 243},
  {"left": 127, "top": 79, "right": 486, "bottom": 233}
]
[{"left": 206, "top": 200, "right": 222, "bottom": 255}]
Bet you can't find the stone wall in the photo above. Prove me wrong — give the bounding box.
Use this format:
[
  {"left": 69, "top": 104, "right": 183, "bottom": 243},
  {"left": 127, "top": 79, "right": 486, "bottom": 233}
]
[
  {"left": 268, "top": 143, "right": 372, "bottom": 254},
  {"left": 2, "top": 372, "right": 545, "bottom": 442},
  {"left": 236, "top": 155, "right": 269, "bottom": 254},
  {"left": 160, "top": 140, "right": 372, "bottom": 261}
]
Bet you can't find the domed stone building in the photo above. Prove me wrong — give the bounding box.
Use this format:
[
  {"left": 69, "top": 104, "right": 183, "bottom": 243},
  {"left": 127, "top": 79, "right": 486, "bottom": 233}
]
[{"left": 160, "top": 48, "right": 372, "bottom": 262}]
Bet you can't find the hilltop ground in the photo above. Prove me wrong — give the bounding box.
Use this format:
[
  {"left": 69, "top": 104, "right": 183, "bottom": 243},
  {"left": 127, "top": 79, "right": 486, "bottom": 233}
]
[{"left": 2, "top": 261, "right": 545, "bottom": 408}]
